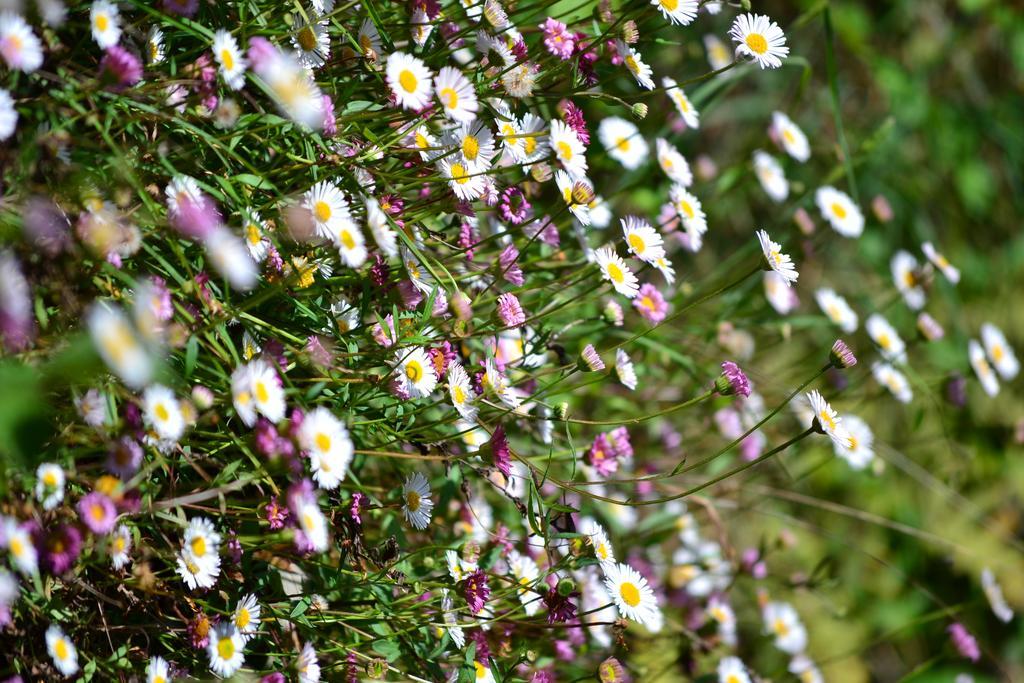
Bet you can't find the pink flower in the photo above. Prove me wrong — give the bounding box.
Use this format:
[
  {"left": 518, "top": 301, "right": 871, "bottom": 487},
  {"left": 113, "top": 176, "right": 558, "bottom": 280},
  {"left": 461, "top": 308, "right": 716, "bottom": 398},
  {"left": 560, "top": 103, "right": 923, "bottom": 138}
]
[
  {"left": 463, "top": 569, "right": 491, "bottom": 614},
  {"left": 99, "top": 46, "right": 142, "bottom": 90},
  {"left": 497, "top": 293, "right": 526, "bottom": 327},
  {"left": 559, "top": 100, "right": 589, "bottom": 144},
  {"left": 633, "top": 283, "right": 669, "bottom": 323},
  {"left": 491, "top": 425, "right": 511, "bottom": 477},
  {"left": 78, "top": 492, "right": 117, "bottom": 534},
  {"left": 498, "top": 244, "right": 524, "bottom": 285},
  {"left": 541, "top": 18, "right": 575, "bottom": 59}
]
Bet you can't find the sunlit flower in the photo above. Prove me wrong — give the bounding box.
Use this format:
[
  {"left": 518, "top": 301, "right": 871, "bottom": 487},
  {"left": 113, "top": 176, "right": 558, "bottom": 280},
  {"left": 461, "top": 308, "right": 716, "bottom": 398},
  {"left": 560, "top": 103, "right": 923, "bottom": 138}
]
[
  {"left": 656, "top": 138, "right": 692, "bottom": 186},
  {"left": 292, "top": 12, "right": 330, "bottom": 70},
  {"left": 147, "top": 655, "right": 170, "bottom": 683},
  {"left": 651, "top": 0, "right": 698, "bottom": 26},
  {"left": 204, "top": 226, "right": 259, "bottom": 291},
  {"left": 866, "top": 313, "right": 906, "bottom": 363},
  {"left": 922, "top": 241, "right": 960, "bottom": 284},
  {"left": 90, "top": 0, "right": 121, "bottom": 49},
  {"left": 615, "top": 349, "right": 637, "bottom": 390},
  {"left": 730, "top": 13, "right": 788, "bottom": 69},
  {"left": 387, "top": 51, "right": 433, "bottom": 110},
  {"left": 703, "top": 33, "right": 731, "bottom": 71},
  {"left": 598, "top": 116, "right": 647, "bottom": 170},
  {"left": 717, "top": 656, "right": 751, "bottom": 683},
  {"left": 549, "top": 118, "right": 588, "bottom": 176},
  {"left": 146, "top": 27, "right": 165, "bottom": 65},
  {"left": 554, "top": 170, "right": 592, "bottom": 225},
  {"left": 596, "top": 246, "right": 639, "bottom": 299},
  {"left": 0, "top": 12, "right": 43, "bottom": 72},
  {"left": 752, "top": 150, "right": 788, "bottom": 202},
  {"left": 213, "top": 29, "right": 247, "bottom": 90},
  {"left": 617, "top": 40, "right": 655, "bottom": 89},
  {"left": 46, "top": 625, "right": 79, "bottom": 677},
  {"left": 763, "top": 601, "right": 807, "bottom": 654},
  {"left": 440, "top": 158, "right": 486, "bottom": 201},
  {"left": 981, "top": 322, "right": 1019, "bottom": 380},
  {"left": 807, "top": 389, "right": 851, "bottom": 449},
  {"left": 662, "top": 77, "right": 700, "bottom": 129},
  {"left": 78, "top": 491, "right": 117, "bottom": 535},
  {"left": 207, "top": 622, "right": 245, "bottom": 678},
  {"left": 395, "top": 346, "right": 438, "bottom": 398},
  {"left": 4, "top": 519, "right": 37, "bottom": 574},
  {"left": 670, "top": 185, "right": 707, "bottom": 250},
  {"left": 581, "top": 518, "right": 615, "bottom": 567},
  {"left": 435, "top": 65, "right": 478, "bottom": 122},
  {"left": 891, "top": 250, "right": 926, "bottom": 310},
  {"left": 968, "top": 339, "right": 999, "bottom": 397},
  {"left": 233, "top": 593, "right": 261, "bottom": 643},
  {"left": 815, "top": 186, "right": 864, "bottom": 238},
  {"left": 872, "top": 361, "right": 913, "bottom": 403},
  {"left": 757, "top": 229, "right": 798, "bottom": 286},
  {"left": 299, "top": 407, "right": 354, "bottom": 490},
  {"left": 604, "top": 561, "right": 659, "bottom": 625},
  {"left": 815, "top": 288, "right": 858, "bottom": 333},
  {"left": 35, "top": 463, "right": 65, "bottom": 511},
  {"left": 402, "top": 471, "right": 433, "bottom": 530},
  {"left": 88, "top": 303, "right": 153, "bottom": 389},
  {"left": 621, "top": 216, "right": 665, "bottom": 265},
  {"left": 296, "top": 500, "right": 329, "bottom": 552},
  {"left": 771, "top": 111, "right": 810, "bottom": 162},
  {"left": 143, "top": 384, "right": 185, "bottom": 442},
  {"left": 835, "top": 414, "right": 874, "bottom": 469},
  {"left": 109, "top": 524, "right": 131, "bottom": 569}
]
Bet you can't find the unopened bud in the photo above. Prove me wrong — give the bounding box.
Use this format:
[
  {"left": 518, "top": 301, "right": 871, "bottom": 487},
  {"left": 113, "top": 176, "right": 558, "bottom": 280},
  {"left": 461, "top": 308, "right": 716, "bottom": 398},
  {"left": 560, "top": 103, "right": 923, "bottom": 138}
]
[
  {"left": 621, "top": 20, "right": 639, "bottom": 44},
  {"left": 571, "top": 182, "right": 595, "bottom": 206},
  {"left": 557, "top": 578, "right": 576, "bottom": 596},
  {"left": 631, "top": 103, "right": 648, "bottom": 120}
]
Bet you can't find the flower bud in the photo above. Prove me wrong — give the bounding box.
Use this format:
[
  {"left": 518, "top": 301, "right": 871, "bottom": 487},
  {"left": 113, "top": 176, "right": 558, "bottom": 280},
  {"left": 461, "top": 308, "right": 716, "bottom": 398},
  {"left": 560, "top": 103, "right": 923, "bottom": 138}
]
[{"left": 631, "top": 102, "right": 648, "bottom": 120}]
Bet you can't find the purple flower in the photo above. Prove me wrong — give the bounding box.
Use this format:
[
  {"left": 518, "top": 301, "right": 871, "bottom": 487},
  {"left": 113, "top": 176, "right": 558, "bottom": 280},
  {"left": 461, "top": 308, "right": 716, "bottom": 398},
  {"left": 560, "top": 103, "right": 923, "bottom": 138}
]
[
  {"left": 38, "top": 524, "right": 82, "bottom": 575},
  {"left": 608, "top": 426, "right": 633, "bottom": 459},
  {"left": 498, "top": 244, "right": 524, "bottom": 285},
  {"left": 226, "top": 530, "right": 242, "bottom": 565},
  {"left": 633, "top": 283, "right": 669, "bottom": 324},
  {"left": 321, "top": 95, "right": 337, "bottom": 136},
  {"left": 543, "top": 587, "right": 578, "bottom": 624},
  {"left": 541, "top": 18, "right": 576, "bottom": 59},
  {"left": 169, "top": 192, "right": 221, "bottom": 241},
  {"left": 559, "top": 100, "right": 589, "bottom": 145},
  {"left": 265, "top": 496, "right": 289, "bottom": 530},
  {"left": 948, "top": 622, "right": 980, "bottom": 661},
  {"left": 106, "top": 437, "right": 143, "bottom": 478},
  {"left": 188, "top": 611, "right": 211, "bottom": 649},
  {"left": 526, "top": 215, "right": 559, "bottom": 247},
  {"left": 163, "top": 0, "right": 198, "bottom": 16},
  {"left": 458, "top": 222, "right": 478, "bottom": 260},
  {"left": 580, "top": 344, "right": 605, "bottom": 372},
  {"left": 499, "top": 186, "right": 532, "bottom": 225},
  {"left": 261, "top": 675, "right": 286, "bottom": 683},
  {"left": 466, "top": 629, "right": 490, "bottom": 662},
  {"left": 78, "top": 492, "right": 117, "bottom": 534},
  {"left": 99, "top": 46, "right": 142, "bottom": 89},
  {"left": 829, "top": 339, "right": 857, "bottom": 369},
  {"left": 428, "top": 342, "right": 457, "bottom": 377},
  {"left": 463, "top": 569, "right": 490, "bottom": 614},
  {"left": 349, "top": 492, "right": 364, "bottom": 526},
  {"left": 369, "top": 253, "right": 390, "bottom": 287},
  {"left": 491, "top": 425, "right": 511, "bottom": 477},
  {"left": 0, "top": 252, "right": 34, "bottom": 352},
  {"left": 716, "top": 361, "right": 751, "bottom": 397},
  {"left": 497, "top": 293, "right": 526, "bottom": 328},
  {"left": 588, "top": 433, "right": 617, "bottom": 476},
  {"left": 397, "top": 279, "right": 424, "bottom": 310},
  {"left": 345, "top": 651, "right": 359, "bottom": 683}
]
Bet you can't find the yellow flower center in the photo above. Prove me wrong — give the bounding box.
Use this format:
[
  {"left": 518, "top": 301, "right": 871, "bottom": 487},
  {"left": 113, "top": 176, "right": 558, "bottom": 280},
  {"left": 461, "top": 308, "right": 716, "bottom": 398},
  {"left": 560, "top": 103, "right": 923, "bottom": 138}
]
[
  {"left": 10, "top": 537, "right": 24, "bottom": 558},
  {"left": 627, "top": 233, "right": 645, "bottom": 254},
  {"left": 246, "top": 223, "right": 261, "bottom": 245},
  {"left": 783, "top": 128, "right": 796, "bottom": 144},
  {"left": 745, "top": 33, "right": 768, "bottom": 55},
  {"left": 818, "top": 409, "right": 836, "bottom": 431},
  {"left": 55, "top": 638, "right": 69, "bottom": 661},
  {"left": 615, "top": 137, "right": 630, "bottom": 152},
  {"left": 993, "top": 344, "right": 1005, "bottom": 361},
  {"left": 606, "top": 263, "right": 624, "bottom": 284},
  {"left": 297, "top": 27, "right": 318, "bottom": 52},
  {"left": 154, "top": 402, "right": 169, "bottom": 423},
  {"left": 255, "top": 380, "right": 269, "bottom": 404},
  {"left": 313, "top": 200, "right": 332, "bottom": 223},
  {"left": 449, "top": 163, "right": 469, "bottom": 185},
  {"left": 102, "top": 323, "right": 136, "bottom": 363},
  {"left": 452, "top": 385, "right": 466, "bottom": 404},
  {"left": 91, "top": 504, "right": 106, "bottom": 522},
  {"left": 114, "top": 536, "right": 126, "bottom": 552},
  {"left": 406, "top": 360, "right": 423, "bottom": 382},
  {"left": 773, "top": 617, "right": 789, "bottom": 636},
  {"left": 399, "top": 68, "right": 418, "bottom": 93},
  {"left": 556, "top": 140, "right": 573, "bottom": 161},
  {"left": 217, "top": 636, "right": 235, "bottom": 659},
  {"left": 660, "top": 0, "right": 678, "bottom": 10},
  {"left": 236, "top": 390, "right": 251, "bottom": 406},
  {"left": 878, "top": 333, "right": 892, "bottom": 350},
  {"left": 315, "top": 432, "right": 331, "bottom": 453},
  {"left": 727, "top": 676, "right": 741, "bottom": 683},
  {"left": 441, "top": 87, "right": 459, "bottom": 109},
  {"left": 220, "top": 49, "right": 234, "bottom": 71},
  {"left": 680, "top": 200, "right": 695, "bottom": 219},
  {"left": 340, "top": 229, "right": 356, "bottom": 250},
  {"left": 43, "top": 471, "right": 58, "bottom": 487},
  {"left": 625, "top": 55, "right": 639, "bottom": 74},
  {"left": 95, "top": 14, "right": 109, "bottom": 32},
  {"left": 639, "top": 296, "right": 656, "bottom": 313},
  {"left": 191, "top": 536, "right": 206, "bottom": 557},
  {"left": 359, "top": 34, "right": 373, "bottom": 53},
  {"left": 462, "top": 135, "right": 480, "bottom": 160},
  {"left": 831, "top": 202, "right": 847, "bottom": 219},
  {"left": 406, "top": 490, "right": 421, "bottom": 511},
  {"left": 619, "top": 581, "right": 641, "bottom": 607},
  {"left": 236, "top": 607, "right": 250, "bottom": 629},
  {"left": 523, "top": 135, "right": 538, "bottom": 155},
  {"left": 474, "top": 662, "right": 487, "bottom": 679}
]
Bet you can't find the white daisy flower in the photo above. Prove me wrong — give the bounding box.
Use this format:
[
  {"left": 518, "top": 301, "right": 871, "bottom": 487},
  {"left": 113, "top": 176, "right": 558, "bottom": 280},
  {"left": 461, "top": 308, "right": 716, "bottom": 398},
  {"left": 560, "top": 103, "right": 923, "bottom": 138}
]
[
  {"left": 757, "top": 229, "right": 798, "bottom": 286},
  {"left": 394, "top": 346, "right": 438, "bottom": 398},
  {"left": 981, "top": 322, "right": 1019, "bottom": 380},
  {"left": 363, "top": 196, "right": 398, "bottom": 258},
  {"left": 707, "top": 596, "right": 737, "bottom": 646},
  {"left": 182, "top": 516, "right": 221, "bottom": 565},
  {"left": 517, "top": 112, "right": 549, "bottom": 163},
  {"left": 354, "top": 17, "right": 381, "bottom": 59},
  {"left": 588, "top": 194, "right": 613, "bottom": 229},
  {"left": 439, "top": 158, "right": 486, "bottom": 201},
  {"left": 207, "top": 622, "right": 245, "bottom": 678},
  {"left": 762, "top": 601, "right": 807, "bottom": 654},
  {"left": 483, "top": 357, "right": 522, "bottom": 409},
  {"left": 669, "top": 185, "right": 708, "bottom": 251},
  {"left": 233, "top": 593, "right": 261, "bottom": 643},
  {"left": 653, "top": 255, "right": 676, "bottom": 286},
  {"left": 891, "top": 250, "right": 926, "bottom": 310},
  {"left": 402, "top": 471, "right": 433, "bottom": 530},
  {"left": 507, "top": 550, "right": 541, "bottom": 616},
  {"left": 595, "top": 245, "right": 639, "bottom": 299},
  {"left": 617, "top": 40, "right": 655, "bottom": 89},
  {"left": 549, "top": 118, "right": 588, "bottom": 177},
  {"left": 292, "top": 13, "right": 330, "bottom": 70},
  {"left": 655, "top": 138, "right": 692, "bottom": 186},
  {"left": 204, "top": 226, "right": 259, "bottom": 291},
  {"left": 789, "top": 655, "right": 823, "bottom": 683},
  {"left": 815, "top": 186, "right": 864, "bottom": 238},
  {"left": 554, "top": 170, "right": 592, "bottom": 225},
  {"left": 806, "top": 389, "right": 851, "bottom": 449},
  {"left": 921, "top": 242, "right": 960, "bottom": 284},
  {"left": 581, "top": 518, "right": 615, "bottom": 567},
  {"left": 253, "top": 48, "right": 324, "bottom": 129},
  {"left": 598, "top": 116, "right": 648, "bottom": 170},
  {"left": 440, "top": 588, "right": 465, "bottom": 648},
  {"left": 304, "top": 180, "right": 351, "bottom": 240},
  {"left": 88, "top": 302, "right": 153, "bottom": 389},
  {"left": 241, "top": 210, "right": 268, "bottom": 262},
  {"left": 147, "top": 655, "right": 170, "bottom": 683},
  {"left": 651, "top": 0, "right": 698, "bottom": 26},
  {"left": 752, "top": 150, "right": 789, "bottom": 202},
  {"left": 474, "top": 662, "right": 497, "bottom": 683},
  {"left": 449, "top": 120, "right": 496, "bottom": 168},
  {"left": 4, "top": 520, "right": 37, "bottom": 575},
  {"left": 435, "top": 65, "right": 478, "bottom": 123},
  {"left": 447, "top": 362, "right": 478, "bottom": 421},
  {"left": 615, "top": 349, "right": 637, "bottom": 390},
  {"left": 297, "top": 500, "right": 329, "bottom": 552},
  {"left": 176, "top": 550, "right": 220, "bottom": 591},
  {"left": 90, "top": 0, "right": 121, "bottom": 49},
  {"left": 866, "top": 313, "right": 906, "bottom": 363},
  {"left": 968, "top": 339, "right": 999, "bottom": 397},
  {"left": 834, "top": 414, "right": 874, "bottom": 470},
  {"left": 386, "top": 51, "right": 434, "bottom": 110},
  {"left": 35, "top": 463, "right": 65, "bottom": 511},
  {"left": 872, "top": 361, "right": 913, "bottom": 404},
  {"left": 142, "top": 384, "right": 185, "bottom": 442},
  {"left": 815, "top": 288, "right": 858, "bottom": 333},
  {"left": 446, "top": 549, "right": 477, "bottom": 582},
  {"left": 717, "top": 656, "right": 751, "bottom": 683},
  {"left": 729, "top": 13, "right": 788, "bottom": 69},
  {"left": 300, "top": 407, "right": 354, "bottom": 490},
  {"left": 46, "top": 625, "right": 79, "bottom": 677},
  {"left": 109, "top": 524, "right": 131, "bottom": 569},
  {"left": 981, "top": 568, "right": 1014, "bottom": 623},
  {"left": 662, "top": 77, "right": 700, "bottom": 129},
  {"left": 334, "top": 220, "right": 368, "bottom": 268},
  {"left": 703, "top": 34, "right": 731, "bottom": 71},
  {"left": 764, "top": 271, "right": 798, "bottom": 314},
  {"left": 604, "top": 561, "right": 659, "bottom": 625},
  {"left": 297, "top": 642, "right": 321, "bottom": 683},
  {"left": 771, "top": 111, "right": 810, "bottom": 162},
  {"left": 146, "top": 27, "right": 165, "bottom": 65},
  {"left": 213, "top": 29, "right": 247, "bottom": 90},
  {"left": 621, "top": 216, "right": 665, "bottom": 264},
  {"left": 494, "top": 106, "right": 523, "bottom": 161},
  {"left": 0, "top": 88, "right": 17, "bottom": 140}
]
